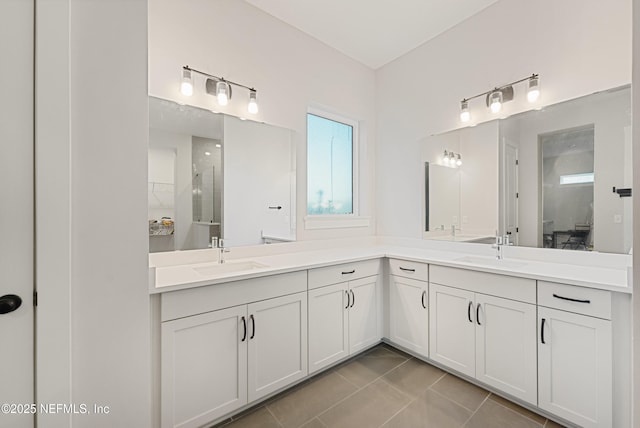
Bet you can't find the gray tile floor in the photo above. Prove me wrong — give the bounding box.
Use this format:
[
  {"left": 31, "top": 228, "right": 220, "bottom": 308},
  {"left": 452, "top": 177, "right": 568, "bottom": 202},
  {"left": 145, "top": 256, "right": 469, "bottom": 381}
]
[{"left": 216, "top": 344, "right": 566, "bottom": 428}]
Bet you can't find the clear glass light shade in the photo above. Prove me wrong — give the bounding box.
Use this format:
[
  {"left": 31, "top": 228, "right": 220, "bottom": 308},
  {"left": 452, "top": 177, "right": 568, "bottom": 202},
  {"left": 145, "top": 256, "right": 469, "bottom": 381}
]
[
  {"left": 449, "top": 152, "right": 456, "bottom": 165},
  {"left": 456, "top": 154, "right": 462, "bottom": 166},
  {"left": 460, "top": 101, "right": 470, "bottom": 122},
  {"left": 181, "top": 69, "right": 193, "bottom": 96},
  {"left": 527, "top": 76, "right": 540, "bottom": 103},
  {"left": 216, "top": 81, "right": 230, "bottom": 106},
  {"left": 248, "top": 90, "right": 259, "bottom": 114},
  {"left": 489, "top": 90, "right": 503, "bottom": 113},
  {"left": 442, "top": 150, "right": 450, "bottom": 164}
]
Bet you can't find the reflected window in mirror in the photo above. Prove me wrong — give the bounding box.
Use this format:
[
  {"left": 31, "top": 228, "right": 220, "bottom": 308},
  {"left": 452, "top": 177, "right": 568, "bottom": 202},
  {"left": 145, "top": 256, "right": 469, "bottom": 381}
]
[{"left": 306, "top": 110, "right": 357, "bottom": 216}]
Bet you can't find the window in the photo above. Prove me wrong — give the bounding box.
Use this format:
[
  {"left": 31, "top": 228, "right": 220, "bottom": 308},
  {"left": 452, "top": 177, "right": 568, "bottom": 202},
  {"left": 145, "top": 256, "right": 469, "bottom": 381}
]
[
  {"left": 307, "top": 111, "right": 356, "bottom": 215},
  {"left": 559, "top": 172, "right": 595, "bottom": 185}
]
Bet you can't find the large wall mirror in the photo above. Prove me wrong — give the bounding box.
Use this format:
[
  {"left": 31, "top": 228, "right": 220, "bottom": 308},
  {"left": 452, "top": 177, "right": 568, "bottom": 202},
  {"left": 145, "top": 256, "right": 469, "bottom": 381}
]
[
  {"left": 423, "top": 85, "right": 632, "bottom": 254},
  {"left": 148, "top": 97, "right": 296, "bottom": 252}
]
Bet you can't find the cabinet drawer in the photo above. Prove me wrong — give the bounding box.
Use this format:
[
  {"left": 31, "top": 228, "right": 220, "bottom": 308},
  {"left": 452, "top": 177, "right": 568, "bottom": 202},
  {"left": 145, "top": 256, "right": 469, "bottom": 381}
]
[
  {"left": 161, "top": 271, "right": 307, "bottom": 322},
  {"left": 308, "top": 259, "right": 380, "bottom": 289},
  {"left": 430, "top": 265, "right": 535, "bottom": 304},
  {"left": 388, "top": 258, "right": 428, "bottom": 281},
  {"left": 538, "top": 281, "right": 611, "bottom": 320}
]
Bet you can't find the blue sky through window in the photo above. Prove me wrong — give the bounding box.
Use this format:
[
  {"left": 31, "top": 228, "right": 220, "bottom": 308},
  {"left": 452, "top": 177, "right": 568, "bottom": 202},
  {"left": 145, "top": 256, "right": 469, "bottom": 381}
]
[{"left": 307, "top": 113, "right": 353, "bottom": 215}]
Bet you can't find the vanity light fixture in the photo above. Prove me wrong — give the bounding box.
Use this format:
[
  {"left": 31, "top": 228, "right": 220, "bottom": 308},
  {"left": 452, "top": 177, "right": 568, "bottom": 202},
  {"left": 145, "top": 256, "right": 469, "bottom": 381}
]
[
  {"left": 179, "top": 65, "right": 259, "bottom": 114},
  {"left": 489, "top": 90, "right": 503, "bottom": 113},
  {"left": 180, "top": 68, "right": 194, "bottom": 96},
  {"left": 460, "top": 100, "right": 470, "bottom": 123},
  {"left": 248, "top": 90, "right": 259, "bottom": 114},
  {"left": 527, "top": 75, "right": 540, "bottom": 102},
  {"left": 459, "top": 73, "right": 540, "bottom": 122}
]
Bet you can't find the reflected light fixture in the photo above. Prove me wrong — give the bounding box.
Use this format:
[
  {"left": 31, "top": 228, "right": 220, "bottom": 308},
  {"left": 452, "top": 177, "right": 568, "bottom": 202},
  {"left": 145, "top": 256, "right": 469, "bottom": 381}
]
[
  {"left": 248, "top": 90, "right": 259, "bottom": 114},
  {"left": 441, "top": 150, "right": 462, "bottom": 168},
  {"left": 180, "top": 68, "right": 193, "bottom": 96},
  {"left": 179, "top": 65, "right": 259, "bottom": 114},
  {"left": 458, "top": 73, "right": 539, "bottom": 122},
  {"left": 460, "top": 100, "right": 470, "bottom": 122}
]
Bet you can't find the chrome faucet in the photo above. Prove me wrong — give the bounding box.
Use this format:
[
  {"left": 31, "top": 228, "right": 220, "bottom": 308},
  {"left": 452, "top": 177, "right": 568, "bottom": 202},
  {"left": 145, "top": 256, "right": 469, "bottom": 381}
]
[
  {"left": 218, "top": 239, "right": 230, "bottom": 264},
  {"left": 451, "top": 225, "right": 461, "bottom": 237},
  {"left": 492, "top": 234, "right": 503, "bottom": 260}
]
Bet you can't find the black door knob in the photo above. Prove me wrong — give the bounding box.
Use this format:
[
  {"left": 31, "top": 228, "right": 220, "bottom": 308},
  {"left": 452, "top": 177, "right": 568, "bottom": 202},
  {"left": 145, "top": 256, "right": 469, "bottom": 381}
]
[{"left": 0, "top": 294, "right": 22, "bottom": 314}]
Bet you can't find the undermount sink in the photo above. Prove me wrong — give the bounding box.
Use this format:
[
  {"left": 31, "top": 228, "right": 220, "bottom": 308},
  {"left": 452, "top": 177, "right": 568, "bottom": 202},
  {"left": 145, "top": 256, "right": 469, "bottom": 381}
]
[
  {"left": 193, "top": 261, "right": 269, "bottom": 276},
  {"left": 454, "top": 256, "right": 527, "bottom": 269}
]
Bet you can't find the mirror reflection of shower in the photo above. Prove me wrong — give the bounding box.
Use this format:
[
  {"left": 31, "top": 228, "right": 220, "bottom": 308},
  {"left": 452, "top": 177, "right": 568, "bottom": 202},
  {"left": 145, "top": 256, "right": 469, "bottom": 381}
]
[{"left": 541, "top": 126, "right": 594, "bottom": 250}]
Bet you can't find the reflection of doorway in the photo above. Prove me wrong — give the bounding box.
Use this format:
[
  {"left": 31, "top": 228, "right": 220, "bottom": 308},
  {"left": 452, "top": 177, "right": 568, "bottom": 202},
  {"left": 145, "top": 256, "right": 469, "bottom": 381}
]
[
  {"left": 540, "top": 126, "right": 594, "bottom": 251},
  {"left": 504, "top": 143, "right": 519, "bottom": 244}
]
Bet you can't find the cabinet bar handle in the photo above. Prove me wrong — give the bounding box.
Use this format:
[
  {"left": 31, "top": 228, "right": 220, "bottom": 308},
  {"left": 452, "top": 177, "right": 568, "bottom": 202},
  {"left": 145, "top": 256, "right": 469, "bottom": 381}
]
[
  {"left": 250, "top": 314, "right": 255, "bottom": 339},
  {"left": 399, "top": 267, "right": 416, "bottom": 272},
  {"left": 241, "top": 316, "right": 247, "bottom": 342},
  {"left": 552, "top": 293, "right": 591, "bottom": 304},
  {"left": 476, "top": 303, "right": 481, "bottom": 326},
  {"left": 350, "top": 290, "right": 355, "bottom": 308},
  {"left": 421, "top": 290, "right": 426, "bottom": 309},
  {"left": 541, "top": 318, "right": 546, "bottom": 344},
  {"left": 342, "top": 270, "right": 355, "bottom": 275},
  {"left": 468, "top": 301, "right": 473, "bottom": 323},
  {"left": 345, "top": 290, "right": 350, "bottom": 309}
]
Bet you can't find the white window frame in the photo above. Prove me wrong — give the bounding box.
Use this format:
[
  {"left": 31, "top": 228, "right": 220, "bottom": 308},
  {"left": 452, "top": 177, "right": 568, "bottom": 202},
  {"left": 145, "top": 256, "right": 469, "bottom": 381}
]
[{"left": 304, "top": 107, "right": 369, "bottom": 230}]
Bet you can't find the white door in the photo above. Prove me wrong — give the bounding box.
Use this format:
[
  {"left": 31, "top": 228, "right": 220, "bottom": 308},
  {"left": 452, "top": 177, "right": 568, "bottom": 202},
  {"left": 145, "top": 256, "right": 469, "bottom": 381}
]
[
  {"left": 538, "top": 307, "right": 612, "bottom": 428},
  {"left": 348, "top": 276, "right": 380, "bottom": 354},
  {"left": 161, "top": 306, "right": 248, "bottom": 428},
  {"left": 308, "top": 282, "right": 349, "bottom": 373},
  {"left": 247, "top": 292, "right": 307, "bottom": 402},
  {"left": 0, "top": 1, "right": 35, "bottom": 428},
  {"left": 389, "top": 275, "right": 428, "bottom": 356},
  {"left": 429, "top": 284, "right": 475, "bottom": 377},
  {"left": 475, "top": 294, "right": 537, "bottom": 405},
  {"left": 504, "top": 143, "right": 519, "bottom": 244}
]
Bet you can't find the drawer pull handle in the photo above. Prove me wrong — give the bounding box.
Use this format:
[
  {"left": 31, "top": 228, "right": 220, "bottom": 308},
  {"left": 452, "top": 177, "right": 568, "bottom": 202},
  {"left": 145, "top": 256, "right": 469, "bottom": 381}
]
[
  {"left": 350, "top": 290, "right": 355, "bottom": 308},
  {"left": 541, "top": 318, "right": 546, "bottom": 344},
  {"left": 345, "top": 290, "right": 350, "bottom": 309},
  {"left": 468, "top": 301, "right": 473, "bottom": 323},
  {"left": 552, "top": 293, "right": 591, "bottom": 304},
  {"left": 250, "top": 314, "right": 255, "bottom": 339},
  {"left": 399, "top": 267, "right": 416, "bottom": 272},
  {"left": 342, "top": 270, "right": 355, "bottom": 275},
  {"left": 476, "top": 303, "right": 481, "bottom": 326},
  {"left": 421, "top": 290, "right": 426, "bottom": 309},
  {"left": 241, "top": 316, "right": 247, "bottom": 342}
]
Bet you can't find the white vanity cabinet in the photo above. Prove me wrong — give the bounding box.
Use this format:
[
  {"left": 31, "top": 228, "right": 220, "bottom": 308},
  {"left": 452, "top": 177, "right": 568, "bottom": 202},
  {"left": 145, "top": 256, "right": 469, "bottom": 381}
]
[
  {"left": 388, "top": 259, "right": 429, "bottom": 357},
  {"left": 429, "top": 266, "right": 537, "bottom": 405},
  {"left": 308, "top": 259, "right": 381, "bottom": 374},
  {"left": 537, "top": 281, "right": 612, "bottom": 428},
  {"left": 160, "top": 272, "right": 307, "bottom": 428}
]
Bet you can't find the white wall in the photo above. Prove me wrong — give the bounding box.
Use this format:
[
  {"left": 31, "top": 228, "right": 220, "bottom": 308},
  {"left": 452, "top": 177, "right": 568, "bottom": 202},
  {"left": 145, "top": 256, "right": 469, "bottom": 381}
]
[
  {"left": 148, "top": 0, "right": 377, "bottom": 241},
  {"left": 376, "top": 0, "right": 631, "bottom": 238},
  {"left": 37, "top": 0, "right": 151, "bottom": 427}
]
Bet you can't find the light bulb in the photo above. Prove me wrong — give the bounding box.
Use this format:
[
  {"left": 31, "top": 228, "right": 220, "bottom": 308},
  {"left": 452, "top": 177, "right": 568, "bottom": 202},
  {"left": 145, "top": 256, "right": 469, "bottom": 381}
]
[
  {"left": 181, "top": 68, "right": 193, "bottom": 96},
  {"left": 216, "top": 80, "right": 229, "bottom": 106},
  {"left": 456, "top": 154, "right": 462, "bottom": 166},
  {"left": 248, "top": 90, "right": 259, "bottom": 114},
  {"left": 460, "top": 100, "right": 470, "bottom": 122},
  {"left": 489, "top": 90, "right": 502, "bottom": 113},
  {"left": 527, "top": 76, "right": 540, "bottom": 103},
  {"left": 442, "top": 150, "right": 449, "bottom": 164},
  {"left": 449, "top": 152, "right": 456, "bottom": 166}
]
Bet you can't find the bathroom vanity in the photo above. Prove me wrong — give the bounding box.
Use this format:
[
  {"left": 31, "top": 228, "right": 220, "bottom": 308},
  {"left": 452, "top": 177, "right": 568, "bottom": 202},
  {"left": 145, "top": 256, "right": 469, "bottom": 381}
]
[{"left": 150, "top": 239, "right": 630, "bottom": 428}]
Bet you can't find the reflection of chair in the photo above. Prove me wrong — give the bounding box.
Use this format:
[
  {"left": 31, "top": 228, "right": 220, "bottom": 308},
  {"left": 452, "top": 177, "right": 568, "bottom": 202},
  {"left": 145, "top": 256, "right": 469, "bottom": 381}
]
[{"left": 560, "top": 224, "right": 591, "bottom": 250}]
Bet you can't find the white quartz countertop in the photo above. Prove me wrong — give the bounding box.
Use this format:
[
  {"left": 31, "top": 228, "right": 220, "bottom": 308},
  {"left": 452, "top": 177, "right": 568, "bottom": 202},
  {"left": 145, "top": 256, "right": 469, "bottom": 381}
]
[{"left": 150, "top": 242, "right": 631, "bottom": 294}]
